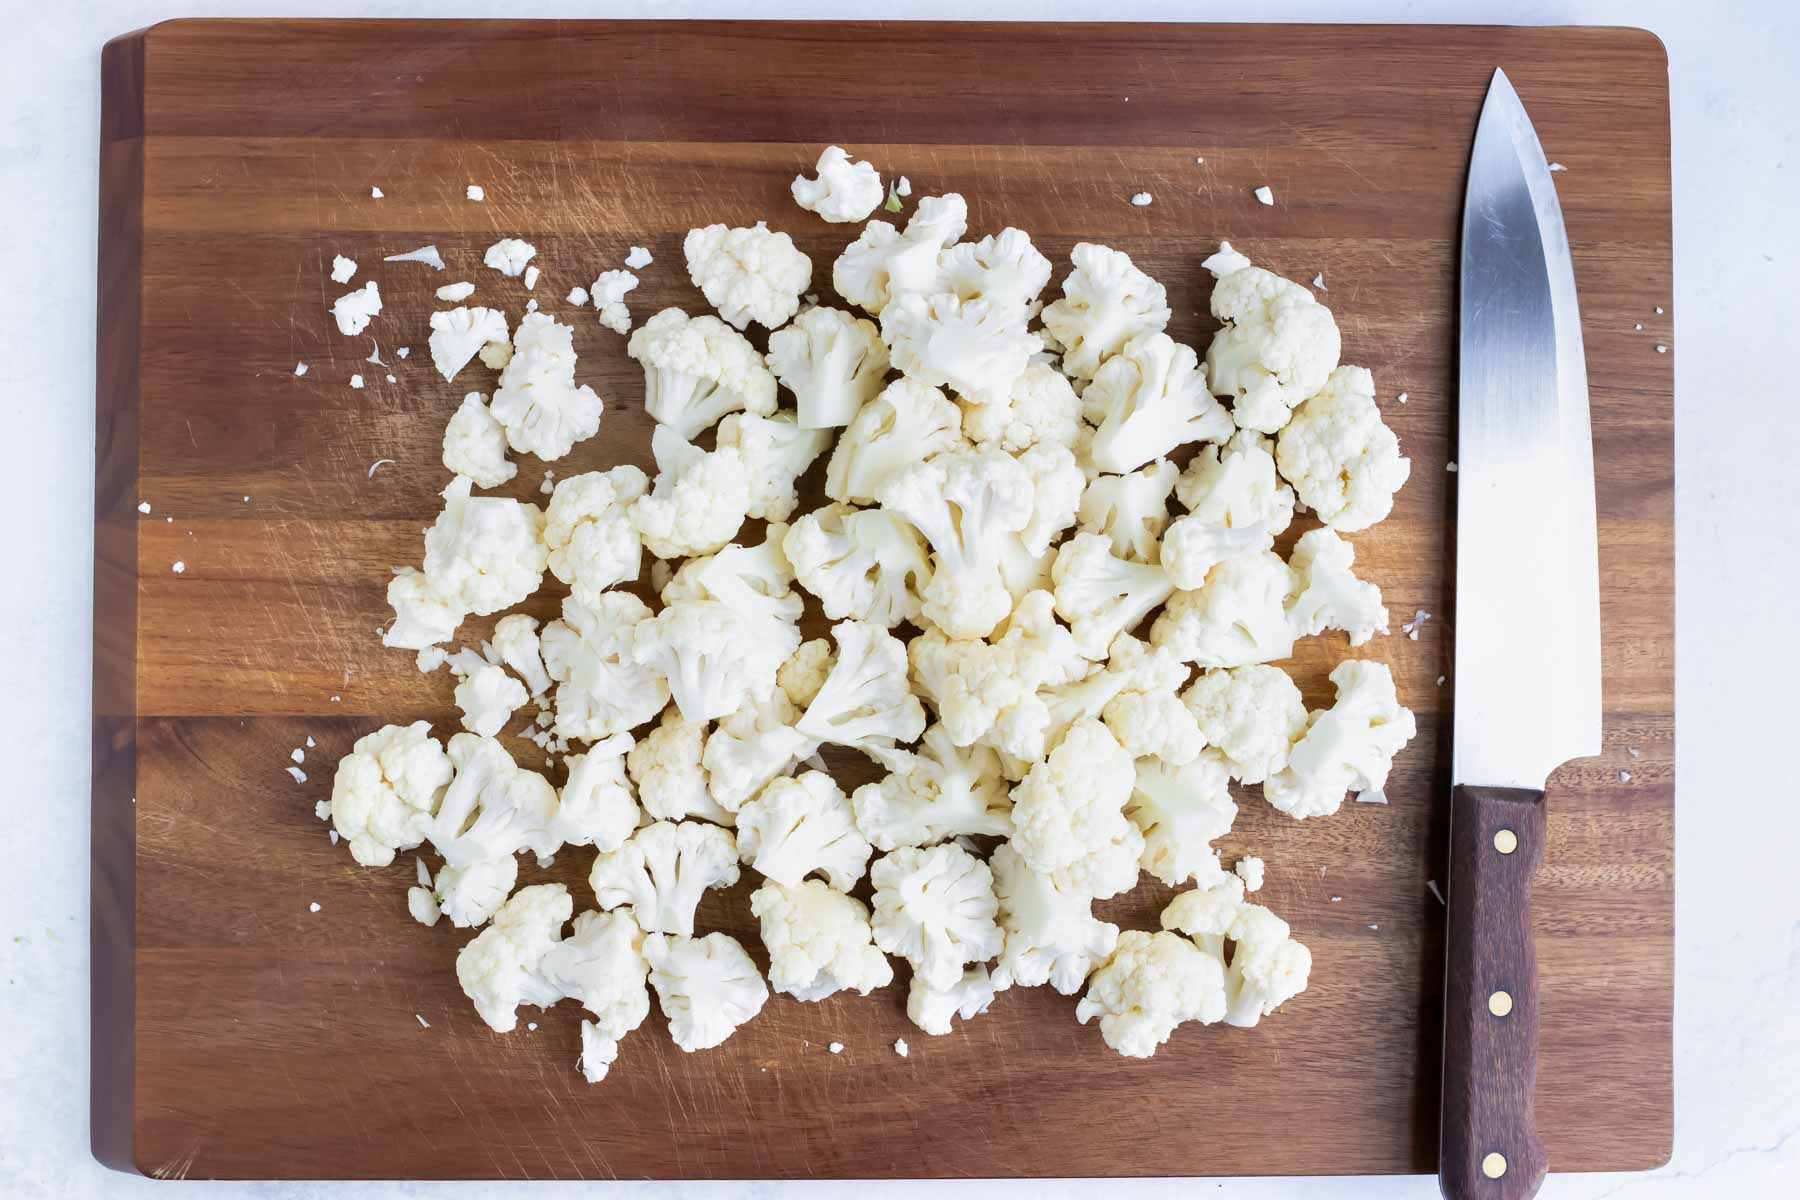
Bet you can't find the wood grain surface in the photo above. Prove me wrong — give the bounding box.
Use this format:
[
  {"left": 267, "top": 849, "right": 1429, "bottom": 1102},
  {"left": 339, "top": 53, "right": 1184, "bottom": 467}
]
[{"left": 92, "top": 19, "right": 1674, "bottom": 1181}]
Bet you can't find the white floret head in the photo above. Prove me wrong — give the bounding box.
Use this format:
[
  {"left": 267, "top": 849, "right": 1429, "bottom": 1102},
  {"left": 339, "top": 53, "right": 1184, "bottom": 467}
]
[
  {"left": 784, "top": 503, "right": 933, "bottom": 629},
  {"left": 765, "top": 304, "right": 889, "bottom": 429},
  {"left": 441, "top": 392, "right": 517, "bottom": 488},
  {"left": 489, "top": 313, "right": 604, "bottom": 461},
  {"left": 989, "top": 842, "right": 1120, "bottom": 995},
  {"left": 1285, "top": 526, "right": 1390, "bottom": 645},
  {"left": 824, "top": 377, "right": 967, "bottom": 505},
  {"left": 791, "top": 145, "right": 885, "bottom": 224},
  {"left": 1181, "top": 664, "right": 1308, "bottom": 784},
  {"left": 1041, "top": 243, "right": 1171, "bottom": 380},
  {"left": 870, "top": 843, "right": 1003, "bottom": 991},
  {"left": 906, "top": 965, "right": 996, "bottom": 1035},
  {"left": 329, "top": 721, "right": 452, "bottom": 866},
  {"left": 1073, "top": 929, "right": 1227, "bottom": 1058},
  {"left": 643, "top": 931, "right": 770, "bottom": 1051},
  {"left": 1206, "top": 263, "right": 1341, "bottom": 434},
  {"left": 1009, "top": 718, "right": 1143, "bottom": 899},
  {"left": 1263, "top": 659, "right": 1416, "bottom": 819},
  {"left": 832, "top": 193, "right": 967, "bottom": 315},
  {"left": 794, "top": 620, "right": 927, "bottom": 757},
  {"left": 1077, "top": 459, "right": 1179, "bottom": 564},
  {"left": 542, "top": 465, "right": 650, "bottom": 607},
  {"left": 540, "top": 592, "right": 671, "bottom": 741},
  {"left": 683, "top": 222, "right": 813, "bottom": 330},
  {"left": 588, "top": 820, "right": 741, "bottom": 937},
  {"left": 629, "top": 424, "right": 752, "bottom": 558},
  {"left": 714, "top": 410, "right": 832, "bottom": 522},
  {"left": 1148, "top": 549, "right": 1296, "bottom": 668},
  {"left": 627, "top": 308, "right": 778, "bottom": 439},
  {"left": 627, "top": 705, "right": 733, "bottom": 825},
  {"left": 428, "top": 306, "right": 510, "bottom": 382},
  {"left": 736, "top": 770, "right": 873, "bottom": 892},
  {"left": 880, "top": 290, "right": 1042, "bottom": 407},
  {"left": 1127, "top": 752, "right": 1239, "bottom": 888},
  {"left": 751, "top": 878, "right": 894, "bottom": 1001},
  {"left": 422, "top": 475, "right": 549, "bottom": 617},
  {"left": 1080, "top": 331, "right": 1234, "bottom": 473},
  {"left": 1275, "top": 364, "right": 1412, "bottom": 531}
]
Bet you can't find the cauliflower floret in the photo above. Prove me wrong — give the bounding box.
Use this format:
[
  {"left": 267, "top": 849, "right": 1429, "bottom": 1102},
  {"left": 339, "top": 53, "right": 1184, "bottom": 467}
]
[
  {"left": 554, "top": 733, "right": 640, "bottom": 852},
  {"left": 824, "top": 380, "right": 967, "bottom": 509},
  {"left": 331, "top": 280, "right": 381, "bottom": 336},
  {"left": 416, "top": 475, "right": 548, "bottom": 620},
  {"left": 434, "top": 855, "right": 519, "bottom": 930},
  {"left": 1275, "top": 365, "right": 1412, "bottom": 532},
  {"left": 1264, "top": 659, "right": 1417, "bottom": 818},
  {"left": 542, "top": 466, "right": 650, "bottom": 608},
  {"left": 751, "top": 879, "right": 894, "bottom": 1000},
  {"left": 589, "top": 820, "right": 740, "bottom": 936},
  {"left": 833, "top": 193, "right": 967, "bottom": 315},
  {"left": 441, "top": 392, "right": 517, "bottom": 488},
  {"left": 714, "top": 411, "right": 832, "bottom": 522},
  {"left": 795, "top": 620, "right": 926, "bottom": 758},
  {"left": 1181, "top": 665, "right": 1308, "bottom": 783},
  {"left": 737, "top": 771, "right": 873, "bottom": 892},
  {"left": 1050, "top": 531, "right": 1176, "bottom": 659},
  {"left": 878, "top": 449, "right": 1034, "bottom": 640},
  {"left": 778, "top": 638, "right": 832, "bottom": 709},
  {"left": 1206, "top": 261, "right": 1341, "bottom": 433},
  {"left": 658, "top": 523, "right": 804, "bottom": 630},
  {"left": 632, "top": 600, "right": 798, "bottom": 723},
  {"left": 1149, "top": 550, "right": 1296, "bottom": 668},
  {"left": 1102, "top": 687, "right": 1205, "bottom": 766},
  {"left": 589, "top": 269, "right": 638, "bottom": 335},
  {"left": 489, "top": 313, "right": 604, "bottom": 461},
  {"left": 1235, "top": 855, "right": 1266, "bottom": 892},
  {"left": 429, "top": 307, "right": 510, "bottom": 382},
  {"left": 766, "top": 305, "right": 889, "bottom": 430},
  {"left": 626, "top": 308, "right": 778, "bottom": 439},
  {"left": 1128, "top": 752, "right": 1239, "bottom": 887},
  {"left": 629, "top": 424, "right": 752, "bottom": 559},
  {"left": 959, "top": 361, "right": 1083, "bottom": 452},
  {"left": 1285, "top": 527, "right": 1389, "bottom": 645},
  {"left": 938, "top": 227, "right": 1053, "bottom": 325},
  {"left": 684, "top": 222, "right": 811, "bottom": 330},
  {"left": 871, "top": 843, "right": 1003, "bottom": 991},
  {"left": 431, "top": 733, "right": 560, "bottom": 870},
  {"left": 880, "top": 291, "right": 1042, "bottom": 407},
  {"left": 330, "top": 721, "right": 451, "bottom": 867},
  {"left": 791, "top": 145, "right": 884, "bottom": 223},
  {"left": 1158, "top": 875, "right": 1244, "bottom": 958},
  {"left": 644, "top": 931, "right": 770, "bottom": 1051},
  {"left": 989, "top": 842, "right": 1119, "bottom": 995},
  {"left": 851, "top": 724, "right": 1011, "bottom": 851},
  {"left": 1009, "top": 718, "right": 1143, "bottom": 899},
  {"left": 1078, "top": 460, "right": 1179, "bottom": 563},
  {"left": 540, "top": 592, "right": 671, "bottom": 741},
  {"left": 1015, "top": 441, "right": 1086, "bottom": 557},
  {"left": 1162, "top": 429, "right": 1295, "bottom": 588},
  {"left": 1080, "top": 331, "right": 1234, "bottom": 473},
  {"left": 453, "top": 662, "right": 528, "bottom": 738},
  {"left": 483, "top": 237, "right": 536, "bottom": 277},
  {"left": 1161, "top": 880, "right": 1312, "bottom": 1027},
  {"left": 908, "top": 589, "right": 1088, "bottom": 750},
  {"left": 784, "top": 503, "right": 932, "bottom": 628},
  {"left": 539, "top": 908, "right": 649, "bottom": 1082},
  {"left": 381, "top": 567, "right": 463, "bottom": 651},
  {"left": 1041, "top": 243, "right": 1171, "bottom": 380},
  {"left": 907, "top": 965, "right": 996, "bottom": 1036},
  {"left": 627, "top": 705, "right": 732, "bottom": 825},
  {"left": 1074, "top": 930, "right": 1227, "bottom": 1058},
  {"left": 703, "top": 689, "right": 816, "bottom": 813},
  {"left": 455, "top": 883, "right": 570, "bottom": 1032}
]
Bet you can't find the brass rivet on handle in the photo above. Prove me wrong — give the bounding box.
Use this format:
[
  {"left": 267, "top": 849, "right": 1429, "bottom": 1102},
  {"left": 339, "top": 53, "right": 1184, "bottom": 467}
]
[
  {"left": 1494, "top": 828, "right": 1519, "bottom": 854},
  {"left": 1489, "top": 990, "right": 1514, "bottom": 1017},
  {"left": 1482, "top": 1152, "right": 1508, "bottom": 1179}
]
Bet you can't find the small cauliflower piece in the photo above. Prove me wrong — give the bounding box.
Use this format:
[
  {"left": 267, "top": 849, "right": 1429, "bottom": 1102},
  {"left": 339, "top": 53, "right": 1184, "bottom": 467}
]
[
  {"left": 959, "top": 361, "right": 1083, "bottom": 453},
  {"left": 785, "top": 503, "right": 932, "bottom": 629},
  {"left": 417, "top": 474, "right": 548, "bottom": 620},
  {"left": 939, "top": 227, "right": 1053, "bottom": 326},
  {"left": 1078, "top": 460, "right": 1179, "bottom": 564},
  {"left": 540, "top": 592, "right": 671, "bottom": 742},
  {"left": 778, "top": 638, "right": 833, "bottom": 709},
  {"left": 441, "top": 392, "right": 516, "bottom": 488},
  {"left": 765, "top": 305, "right": 889, "bottom": 430},
  {"left": 752, "top": 878, "right": 894, "bottom": 1000},
  {"left": 1235, "top": 856, "right": 1266, "bottom": 892},
  {"left": 455, "top": 883, "right": 571, "bottom": 1032},
  {"left": 878, "top": 449, "right": 1035, "bottom": 640},
  {"left": 1264, "top": 659, "right": 1417, "bottom": 819},
  {"left": 429, "top": 307, "right": 510, "bottom": 382},
  {"left": 871, "top": 844, "right": 1003, "bottom": 991},
  {"left": 589, "top": 820, "right": 740, "bottom": 936},
  {"left": 1102, "top": 687, "right": 1205, "bottom": 766},
  {"left": 1051, "top": 531, "right": 1175, "bottom": 659},
  {"left": 791, "top": 145, "right": 884, "bottom": 224},
  {"left": 714, "top": 410, "right": 832, "bottom": 523},
  {"left": 381, "top": 567, "right": 462, "bottom": 650},
  {"left": 1162, "top": 429, "right": 1295, "bottom": 588},
  {"left": 1080, "top": 331, "right": 1233, "bottom": 473},
  {"left": 851, "top": 724, "right": 1011, "bottom": 851},
  {"left": 490, "top": 313, "right": 604, "bottom": 461},
  {"left": 1041, "top": 243, "right": 1171, "bottom": 380},
  {"left": 554, "top": 734, "right": 640, "bottom": 852},
  {"left": 1150, "top": 550, "right": 1296, "bottom": 668},
  {"left": 627, "top": 706, "right": 732, "bottom": 825},
  {"left": 1285, "top": 527, "right": 1389, "bottom": 645},
  {"left": 537, "top": 908, "right": 649, "bottom": 1082},
  {"left": 1009, "top": 718, "right": 1143, "bottom": 899},
  {"left": 1015, "top": 441, "right": 1087, "bottom": 558},
  {"left": 627, "top": 308, "right": 777, "bottom": 439},
  {"left": 824, "top": 377, "right": 967, "bottom": 505},
  {"left": 907, "top": 589, "right": 1088, "bottom": 753},
  {"left": 737, "top": 771, "right": 873, "bottom": 892},
  {"left": 1128, "top": 752, "right": 1239, "bottom": 887},
  {"left": 1276, "top": 364, "right": 1412, "bottom": 532},
  {"left": 330, "top": 721, "right": 451, "bottom": 867},
  {"left": 1207, "top": 261, "right": 1341, "bottom": 434},
  {"left": 833, "top": 193, "right": 966, "bottom": 315},
  {"left": 989, "top": 842, "right": 1119, "bottom": 995},
  {"left": 433, "top": 856, "right": 519, "bottom": 930},
  {"left": 543, "top": 466, "right": 650, "bottom": 608},
  {"left": 1161, "top": 879, "right": 1311, "bottom": 1027},
  {"left": 331, "top": 280, "right": 381, "bottom": 336},
  {"left": 629, "top": 424, "right": 751, "bottom": 559},
  {"left": 1030, "top": 634, "right": 1189, "bottom": 762},
  {"left": 880, "top": 290, "right": 1042, "bottom": 407},
  {"left": 1076, "top": 930, "right": 1227, "bottom": 1057},
  {"left": 644, "top": 931, "right": 769, "bottom": 1051},
  {"left": 795, "top": 620, "right": 926, "bottom": 758},
  {"left": 684, "top": 222, "right": 812, "bottom": 330},
  {"left": 483, "top": 237, "right": 536, "bottom": 277},
  {"left": 454, "top": 662, "right": 528, "bottom": 738},
  {"left": 430, "top": 733, "right": 560, "bottom": 872},
  {"left": 703, "top": 689, "right": 817, "bottom": 813},
  {"left": 632, "top": 600, "right": 798, "bottom": 724},
  {"left": 329, "top": 254, "right": 356, "bottom": 284},
  {"left": 1181, "top": 665, "right": 1308, "bottom": 784},
  {"left": 659, "top": 523, "right": 803, "bottom": 629},
  {"left": 907, "top": 966, "right": 996, "bottom": 1036},
  {"left": 589, "top": 269, "right": 638, "bottom": 335}
]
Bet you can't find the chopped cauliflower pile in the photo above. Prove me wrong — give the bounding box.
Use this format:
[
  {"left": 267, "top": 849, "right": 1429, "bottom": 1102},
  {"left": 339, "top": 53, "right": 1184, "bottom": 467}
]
[{"left": 320, "top": 149, "right": 1416, "bottom": 1078}]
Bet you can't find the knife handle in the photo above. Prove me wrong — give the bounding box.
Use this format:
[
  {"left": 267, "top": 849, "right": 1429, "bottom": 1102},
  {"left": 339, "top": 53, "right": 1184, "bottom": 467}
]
[{"left": 1439, "top": 785, "right": 1548, "bottom": 1200}]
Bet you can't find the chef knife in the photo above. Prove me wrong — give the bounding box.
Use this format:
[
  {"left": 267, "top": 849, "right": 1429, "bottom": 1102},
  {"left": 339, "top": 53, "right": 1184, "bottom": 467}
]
[{"left": 1439, "top": 69, "right": 1602, "bottom": 1200}]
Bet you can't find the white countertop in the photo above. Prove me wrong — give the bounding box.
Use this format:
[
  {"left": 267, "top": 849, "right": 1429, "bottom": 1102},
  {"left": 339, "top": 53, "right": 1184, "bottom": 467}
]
[{"left": 3, "top": 0, "right": 1794, "bottom": 1196}]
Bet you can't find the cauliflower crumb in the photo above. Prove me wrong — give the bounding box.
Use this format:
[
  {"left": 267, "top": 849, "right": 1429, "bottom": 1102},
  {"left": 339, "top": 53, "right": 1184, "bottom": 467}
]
[
  {"left": 567, "top": 286, "right": 589, "bottom": 306},
  {"left": 1401, "top": 610, "right": 1431, "bottom": 640},
  {"left": 350, "top": 374, "right": 365, "bottom": 389},
  {"left": 1656, "top": 345, "right": 1667, "bottom": 354},
  {"left": 625, "top": 246, "right": 653, "bottom": 270},
  {"left": 1427, "top": 880, "right": 1446, "bottom": 906},
  {"left": 896, "top": 176, "right": 912, "bottom": 197},
  {"left": 294, "top": 362, "right": 308, "bottom": 376},
  {"left": 415, "top": 1013, "right": 429, "bottom": 1028},
  {"left": 285, "top": 765, "right": 307, "bottom": 783},
  {"left": 1548, "top": 162, "right": 1567, "bottom": 172},
  {"left": 466, "top": 184, "right": 485, "bottom": 201},
  {"left": 308, "top": 902, "right": 321, "bottom": 913},
  {"left": 1396, "top": 391, "right": 1408, "bottom": 404},
  {"left": 137, "top": 501, "right": 151, "bottom": 514},
  {"left": 1620, "top": 770, "right": 1632, "bottom": 782},
  {"left": 371, "top": 186, "right": 384, "bottom": 199},
  {"left": 306, "top": 736, "right": 315, "bottom": 749},
  {"left": 1311, "top": 273, "right": 1326, "bottom": 290},
  {"left": 1655, "top": 306, "right": 1665, "bottom": 315},
  {"left": 397, "top": 347, "right": 409, "bottom": 359},
  {"left": 1437, "top": 675, "right": 1446, "bottom": 687},
  {"left": 330, "top": 255, "right": 357, "bottom": 284},
  {"left": 384, "top": 245, "right": 446, "bottom": 271},
  {"left": 1446, "top": 461, "right": 1458, "bottom": 472},
  {"left": 367, "top": 459, "right": 394, "bottom": 478},
  {"left": 314, "top": 800, "right": 331, "bottom": 821},
  {"left": 527, "top": 1022, "right": 538, "bottom": 1032},
  {"left": 1628, "top": 747, "right": 1641, "bottom": 759},
  {"left": 524, "top": 265, "right": 540, "bottom": 291},
  {"left": 172, "top": 560, "right": 186, "bottom": 574},
  {"left": 1254, "top": 185, "right": 1275, "bottom": 205},
  {"left": 436, "top": 282, "right": 475, "bottom": 302},
  {"left": 290, "top": 748, "right": 305, "bottom": 764},
  {"left": 1130, "top": 192, "right": 1153, "bottom": 207},
  {"left": 828, "top": 1041, "right": 845, "bottom": 1054},
  {"left": 1234, "top": 856, "right": 1266, "bottom": 892}
]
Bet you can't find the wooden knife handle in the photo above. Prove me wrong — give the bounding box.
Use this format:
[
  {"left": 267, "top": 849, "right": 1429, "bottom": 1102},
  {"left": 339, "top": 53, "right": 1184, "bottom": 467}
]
[{"left": 1439, "top": 785, "right": 1548, "bottom": 1200}]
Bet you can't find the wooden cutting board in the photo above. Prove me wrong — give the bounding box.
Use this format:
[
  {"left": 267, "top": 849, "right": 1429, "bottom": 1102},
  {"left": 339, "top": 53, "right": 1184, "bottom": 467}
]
[{"left": 93, "top": 19, "right": 1674, "bottom": 1181}]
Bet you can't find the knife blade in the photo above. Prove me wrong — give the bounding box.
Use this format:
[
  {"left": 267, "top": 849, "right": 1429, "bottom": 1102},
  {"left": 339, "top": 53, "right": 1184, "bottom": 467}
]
[{"left": 1439, "top": 69, "right": 1602, "bottom": 1200}]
